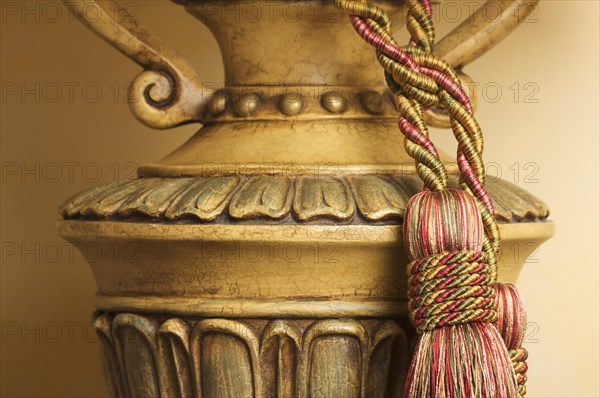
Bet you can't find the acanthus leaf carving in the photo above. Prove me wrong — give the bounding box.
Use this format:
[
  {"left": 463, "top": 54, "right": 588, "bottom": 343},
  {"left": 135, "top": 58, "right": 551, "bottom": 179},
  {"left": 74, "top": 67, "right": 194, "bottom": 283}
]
[{"left": 61, "top": 175, "right": 549, "bottom": 224}]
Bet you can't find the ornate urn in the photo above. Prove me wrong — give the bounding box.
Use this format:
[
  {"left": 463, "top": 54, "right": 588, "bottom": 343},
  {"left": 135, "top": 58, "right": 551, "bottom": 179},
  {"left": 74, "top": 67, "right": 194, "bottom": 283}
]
[{"left": 59, "top": 0, "right": 553, "bottom": 396}]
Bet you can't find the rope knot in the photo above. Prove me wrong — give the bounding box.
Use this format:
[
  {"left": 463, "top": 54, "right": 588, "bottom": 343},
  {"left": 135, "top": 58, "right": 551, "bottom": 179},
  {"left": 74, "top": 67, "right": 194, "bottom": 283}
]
[{"left": 407, "top": 250, "right": 497, "bottom": 333}]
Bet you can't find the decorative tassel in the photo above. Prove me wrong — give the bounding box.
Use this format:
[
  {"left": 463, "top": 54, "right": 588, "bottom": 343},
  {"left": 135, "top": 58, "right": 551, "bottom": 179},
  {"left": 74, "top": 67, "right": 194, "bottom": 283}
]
[
  {"left": 494, "top": 283, "right": 529, "bottom": 397},
  {"left": 404, "top": 189, "right": 518, "bottom": 397},
  {"left": 333, "top": 0, "right": 532, "bottom": 395}
]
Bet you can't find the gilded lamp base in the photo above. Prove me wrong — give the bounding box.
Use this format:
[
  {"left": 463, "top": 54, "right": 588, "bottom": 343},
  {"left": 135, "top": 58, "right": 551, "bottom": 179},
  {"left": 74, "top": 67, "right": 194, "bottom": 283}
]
[{"left": 59, "top": 0, "right": 551, "bottom": 396}]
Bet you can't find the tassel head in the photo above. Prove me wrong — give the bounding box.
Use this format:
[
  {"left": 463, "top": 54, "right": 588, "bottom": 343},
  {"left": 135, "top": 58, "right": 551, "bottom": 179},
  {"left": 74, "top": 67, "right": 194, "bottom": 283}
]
[
  {"left": 404, "top": 188, "right": 484, "bottom": 259},
  {"left": 494, "top": 283, "right": 527, "bottom": 349}
]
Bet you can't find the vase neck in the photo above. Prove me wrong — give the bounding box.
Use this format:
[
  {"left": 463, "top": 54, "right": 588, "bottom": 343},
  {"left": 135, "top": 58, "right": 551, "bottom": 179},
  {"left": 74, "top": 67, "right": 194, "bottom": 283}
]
[{"left": 184, "top": 1, "right": 403, "bottom": 87}]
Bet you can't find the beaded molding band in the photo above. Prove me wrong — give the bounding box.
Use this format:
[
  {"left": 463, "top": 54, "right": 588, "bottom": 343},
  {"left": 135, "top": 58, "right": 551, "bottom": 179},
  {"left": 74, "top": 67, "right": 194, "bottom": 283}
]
[{"left": 201, "top": 86, "right": 401, "bottom": 122}]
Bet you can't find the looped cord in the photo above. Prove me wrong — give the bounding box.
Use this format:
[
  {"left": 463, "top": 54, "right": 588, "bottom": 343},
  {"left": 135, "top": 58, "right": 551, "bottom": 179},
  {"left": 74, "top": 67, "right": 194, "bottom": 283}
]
[{"left": 335, "top": 0, "right": 501, "bottom": 277}]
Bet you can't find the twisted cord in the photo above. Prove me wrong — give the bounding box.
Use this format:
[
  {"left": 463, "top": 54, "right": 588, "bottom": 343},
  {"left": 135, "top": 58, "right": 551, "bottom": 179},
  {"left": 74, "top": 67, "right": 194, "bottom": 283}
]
[
  {"left": 407, "top": 250, "right": 496, "bottom": 334},
  {"left": 510, "top": 347, "right": 529, "bottom": 396},
  {"left": 335, "top": 0, "right": 501, "bottom": 276},
  {"left": 340, "top": 1, "right": 447, "bottom": 192}
]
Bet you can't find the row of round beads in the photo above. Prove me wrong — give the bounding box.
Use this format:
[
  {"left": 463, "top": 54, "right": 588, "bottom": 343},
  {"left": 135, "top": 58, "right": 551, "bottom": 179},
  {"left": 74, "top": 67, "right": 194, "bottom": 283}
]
[{"left": 206, "top": 90, "right": 390, "bottom": 118}]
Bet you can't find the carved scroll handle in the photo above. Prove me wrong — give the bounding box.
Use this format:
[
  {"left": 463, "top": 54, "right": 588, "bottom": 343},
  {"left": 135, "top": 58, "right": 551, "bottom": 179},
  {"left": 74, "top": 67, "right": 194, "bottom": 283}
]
[
  {"left": 425, "top": 0, "right": 540, "bottom": 128},
  {"left": 65, "top": 0, "right": 212, "bottom": 129}
]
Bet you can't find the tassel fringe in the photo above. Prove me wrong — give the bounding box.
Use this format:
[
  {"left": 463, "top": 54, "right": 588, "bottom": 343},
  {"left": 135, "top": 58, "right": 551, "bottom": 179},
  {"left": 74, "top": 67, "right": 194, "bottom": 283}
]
[{"left": 405, "top": 323, "right": 518, "bottom": 397}]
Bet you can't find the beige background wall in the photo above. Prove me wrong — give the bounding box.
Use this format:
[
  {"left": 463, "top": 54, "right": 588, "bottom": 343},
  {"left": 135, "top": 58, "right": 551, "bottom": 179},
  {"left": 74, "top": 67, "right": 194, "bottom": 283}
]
[{"left": 1, "top": 1, "right": 598, "bottom": 397}]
